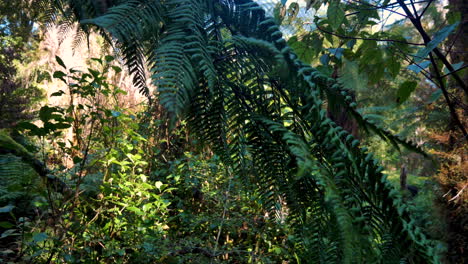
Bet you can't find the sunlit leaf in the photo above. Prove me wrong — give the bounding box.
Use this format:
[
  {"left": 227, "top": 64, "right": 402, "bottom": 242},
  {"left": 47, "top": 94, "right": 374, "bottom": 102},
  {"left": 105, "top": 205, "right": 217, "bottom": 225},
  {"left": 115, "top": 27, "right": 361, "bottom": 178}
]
[{"left": 415, "top": 22, "right": 459, "bottom": 61}]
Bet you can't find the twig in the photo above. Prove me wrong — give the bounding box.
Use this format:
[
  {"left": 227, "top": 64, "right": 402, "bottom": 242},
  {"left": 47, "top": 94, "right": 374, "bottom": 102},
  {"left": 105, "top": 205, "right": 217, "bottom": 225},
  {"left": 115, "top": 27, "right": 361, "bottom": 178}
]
[
  {"left": 418, "top": 0, "right": 434, "bottom": 18},
  {"left": 315, "top": 24, "right": 425, "bottom": 46},
  {"left": 440, "top": 64, "right": 468, "bottom": 79},
  {"left": 428, "top": 52, "right": 468, "bottom": 139},
  {"left": 211, "top": 168, "right": 233, "bottom": 262},
  {"left": 449, "top": 184, "right": 467, "bottom": 201},
  {"left": 344, "top": 0, "right": 408, "bottom": 17}
]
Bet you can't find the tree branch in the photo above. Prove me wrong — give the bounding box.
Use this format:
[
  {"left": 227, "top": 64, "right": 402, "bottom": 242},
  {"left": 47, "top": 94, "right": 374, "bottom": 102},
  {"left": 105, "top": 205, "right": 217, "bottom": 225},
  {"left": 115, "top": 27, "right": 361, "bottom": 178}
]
[
  {"left": 441, "top": 64, "right": 468, "bottom": 79},
  {"left": 315, "top": 23, "right": 425, "bottom": 46},
  {"left": 428, "top": 53, "right": 468, "bottom": 139},
  {"left": 396, "top": 0, "right": 468, "bottom": 96}
]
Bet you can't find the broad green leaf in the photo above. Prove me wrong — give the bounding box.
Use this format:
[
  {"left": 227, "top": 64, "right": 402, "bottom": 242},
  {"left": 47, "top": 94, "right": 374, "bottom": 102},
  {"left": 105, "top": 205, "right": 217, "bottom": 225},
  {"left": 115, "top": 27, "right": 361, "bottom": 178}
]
[
  {"left": 397, "top": 81, "right": 418, "bottom": 104},
  {"left": 91, "top": 58, "right": 103, "bottom": 65},
  {"left": 53, "top": 71, "right": 67, "bottom": 80},
  {"left": 327, "top": 1, "right": 345, "bottom": 30},
  {"left": 105, "top": 55, "right": 115, "bottom": 62},
  {"left": 51, "top": 90, "right": 65, "bottom": 97},
  {"left": 346, "top": 39, "right": 356, "bottom": 49},
  {"left": 0, "top": 205, "right": 14, "bottom": 213},
  {"left": 54, "top": 123, "right": 71, "bottom": 129},
  {"left": 33, "top": 232, "right": 48, "bottom": 243},
  {"left": 16, "top": 122, "right": 41, "bottom": 135},
  {"left": 415, "top": 22, "right": 459, "bottom": 61},
  {"left": 443, "top": 61, "right": 464, "bottom": 75},
  {"left": 1, "top": 229, "right": 18, "bottom": 238},
  {"left": 329, "top": 48, "right": 344, "bottom": 59},
  {"left": 320, "top": 53, "right": 330, "bottom": 65},
  {"left": 367, "top": 62, "right": 385, "bottom": 84},
  {"left": 111, "top": 65, "right": 122, "bottom": 73},
  {"left": 407, "top": 61, "right": 431, "bottom": 74},
  {"left": 0, "top": 222, "right": 13, "bottom": 228},
  {"left": 69, "top": 68, "right": 82, "bottom": 73},
  {"left": 39, "top": 106, "right": 57, "bottom": 122},
  {"left": 111, "top": 110, "right": 121, "bottom": 117},
  {"left": 386, "top": 54, "right": 401, "bottom": 78},
  {"left": 88, "top": 68, "right": 100, "bottom": 79},
  {"left": 288, "top": 35, "right": 321, "bottom": 63},
  {"left": 272, "top": 247, "right": 282, "bottom": 254},
  {"left": 446, "top": 11, "right": 461, "bottom": 25},
  {"left": 127, "top": 206, "right": 144, "bottom": 215},
  {"left": 56, "top": 56, "right": 66, "bottom": 69},
  {"left": 73, "top": 156, "right": 83, "bottom": 164}
]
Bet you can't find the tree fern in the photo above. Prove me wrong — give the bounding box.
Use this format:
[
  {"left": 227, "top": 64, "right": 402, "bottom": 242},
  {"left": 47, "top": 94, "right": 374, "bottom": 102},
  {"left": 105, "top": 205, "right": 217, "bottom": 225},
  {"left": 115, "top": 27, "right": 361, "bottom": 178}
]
[{"left": 44, "top": 0, "right": 444, "bottom": 262}]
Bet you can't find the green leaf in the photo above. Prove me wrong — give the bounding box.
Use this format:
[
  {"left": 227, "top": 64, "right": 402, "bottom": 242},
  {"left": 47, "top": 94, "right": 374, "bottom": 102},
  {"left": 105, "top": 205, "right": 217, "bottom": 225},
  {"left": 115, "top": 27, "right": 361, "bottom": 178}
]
[
  {"left": 272, "top": 247, "right": 282, "bottom": 254},
  {"left": 39, "top": 106, "right": 57, "bottom": 122},
  {"left": 111, "top": 65, "right": 122, "bottom": 73},
  {"left": 56, "top": 56, "right": 67, "bottom": 69},
  {"left": 73, "top": 156, "right": 83, "bottom": 164},
  {"left": 51, "top": 90, "right": 65, "bottom": 97},
  {"left": 88, "top": 68, "right": 100, "bottom": 79},
  {"left": 16, "top": 122, "right": 41, "bottom": 135},
  {"left": 69, "top": 68, "right": 82, "bottom": 74},
  {"left": 53, "top": 122, "right": 71, "bottom": 129},
  {"left": 0, "top": 205, "right": 14, "bottom": 213},
  {"left": 91, "top": 58, "right": 103, "bottom": 65},
  {"left": 327, "top": 1, "right": 345, "bottom": 30},
  {"left": 329, "top": 48, "right": 344, "bottom": 59},
  {"left": 415, "top": 22, "right": 459, "bottom": 61},
  {"left": 397, "top": 81, "right": 418, "bottom": 104},
  {"left": 443, "top": 61, "right": 464, "bottom": 75},
  {"left": 346, "top": 39, "right": 356, "bottom": 49},
  {"left": 446, "top": 11, "right": 461, "bottom": 25},
  {"left": 0, "top": 222, "right": 14, "bottom": 228},
  {"left": 320, "top": 54, "right": 330, "bottom": 65},
  {"left": 407, "top": 61, "right": 431, "bottom": 74},
  {"left": 33, "top": 232, "right": 48, "bottom": 243},
  {"left": 111, "top": 110, "right": 121, "bottom": 117},
  {"left": 127, "top": 206, "right": 144, "bottom": 215},
  {"left": 386, "top": 55, "right": 401, "bottom": 78},
  {"left": 105, "top": 55, "right": 114, "bottom": 62},
  {"left": 1, "top": 229, "right": 19, "bottom": 238},
  {"left": 53, "top": 71, "right": 67, "bottom": 80},
  {"left": 288, "top": 35, "right": 320, "bottom": 63}
]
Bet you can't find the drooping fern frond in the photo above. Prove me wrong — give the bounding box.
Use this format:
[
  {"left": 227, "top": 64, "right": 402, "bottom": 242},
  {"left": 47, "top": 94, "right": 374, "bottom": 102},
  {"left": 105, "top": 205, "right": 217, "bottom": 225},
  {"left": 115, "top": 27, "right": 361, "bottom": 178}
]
[
  {"left": 0, "top": 154, "right": 40, "bottom": 207},
  {"left": 45, "top": 0, "right": 444, "bottom": 262}
]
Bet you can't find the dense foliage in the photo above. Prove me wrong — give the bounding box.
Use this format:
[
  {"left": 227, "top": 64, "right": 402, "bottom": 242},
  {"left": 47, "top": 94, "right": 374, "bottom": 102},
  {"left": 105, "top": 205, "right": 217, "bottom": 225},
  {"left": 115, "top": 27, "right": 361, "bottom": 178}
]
[{"left": 0, "top": 0, "right": 466, "bottom": 263}]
